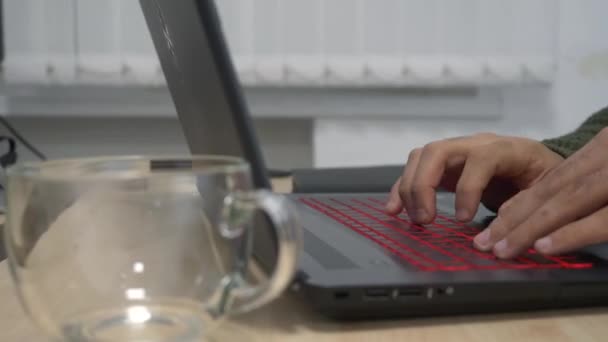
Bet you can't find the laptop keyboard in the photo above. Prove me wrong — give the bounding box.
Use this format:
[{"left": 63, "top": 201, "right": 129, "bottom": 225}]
[{"left": 299, "top": 196, "right": 595, "bottom": 272}]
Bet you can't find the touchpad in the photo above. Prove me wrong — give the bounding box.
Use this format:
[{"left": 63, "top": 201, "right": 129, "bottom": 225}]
[{"left": 302, "top": 229, "right": 357, "bottom": 269}]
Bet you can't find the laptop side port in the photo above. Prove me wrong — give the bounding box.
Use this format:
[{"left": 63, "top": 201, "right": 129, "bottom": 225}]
[
  {"left": 396, "top": 287, "right": 424, "bottom": 299},
  {"left": 363, "top": 288, "right": 391, "bottom": 300},
  {"left": 436, "top": 286, "right": 455, "bottom": 296},
  {"left": 333, "top": 291, "right": 350, "bottom": 300}
]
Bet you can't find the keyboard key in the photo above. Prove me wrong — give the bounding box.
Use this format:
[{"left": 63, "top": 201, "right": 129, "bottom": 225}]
[{"left": 520, "top": 252, "right": 557, "bottom": 265}]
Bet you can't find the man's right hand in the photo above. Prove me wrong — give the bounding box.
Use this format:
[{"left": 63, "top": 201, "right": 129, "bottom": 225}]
[{"left": 385, "top": 133, "right": 564, "bottom": 224}]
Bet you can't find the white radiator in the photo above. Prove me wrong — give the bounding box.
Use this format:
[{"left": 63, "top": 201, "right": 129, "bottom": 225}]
[{"left": 2, "top": 0, "right": 558, "bottom": 87}]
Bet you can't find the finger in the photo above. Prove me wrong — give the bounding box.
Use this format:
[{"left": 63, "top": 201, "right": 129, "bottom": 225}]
[
  {"left": 535, "top": 205, "right": 608, "bottom": 255},
  {"left": 454, "top": 146, "right": 502, "bottom": 222},
  {"left": 399, "top": 148, "right": 422, "bottom": 220},
  {"left": 385, "top": 177, "right": 403, "bottom": 214},
  {"left": 462, "top": 139, "right": 542, "bottom": 224},
  {"left": 410, "top": 140, "right": 469, "bottom": 223},
  {"left": 492, "top": 169, "right": 608, "bottom": 259},
  {"left": 473, "top": 191, "right": 522, "bottom": 251}
]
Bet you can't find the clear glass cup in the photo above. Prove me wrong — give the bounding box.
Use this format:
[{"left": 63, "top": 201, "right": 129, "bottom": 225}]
[{"left": 3, "top": 155, "right": 301, "bottom": 341}]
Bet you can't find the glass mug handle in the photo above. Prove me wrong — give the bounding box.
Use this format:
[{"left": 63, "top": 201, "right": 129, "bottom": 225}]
[{"left": 220, "top": 189, "right": 301, "bottom": 315}]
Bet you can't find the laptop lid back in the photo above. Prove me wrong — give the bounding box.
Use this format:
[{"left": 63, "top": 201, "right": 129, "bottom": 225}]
[
  {"left": 140, "top": 0, "right": 282, "bottom": 272},
  {"left": 139, "top": 0, "right": 271, "bottom": 189}
]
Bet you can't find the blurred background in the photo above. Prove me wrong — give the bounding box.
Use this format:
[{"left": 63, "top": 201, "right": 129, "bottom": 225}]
[{"left": 1, "top": 0, "right": 607, "bottom": 170}]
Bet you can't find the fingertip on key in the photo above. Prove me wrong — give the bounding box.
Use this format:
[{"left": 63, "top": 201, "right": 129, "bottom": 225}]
[
  {"left": 415, "top": 209, "right": 429, "bottom": 223},
  {"left": 385, "top": 199, "right": 400, "bottom": 215},
  {"left": 456, "top": 209, "right": 470, "bottom": 222},
  {"left": 473, "top": 229, "right": 492, "bottom": 251},
  {"left": 535, "top": 237, "right": 552, "bottom": 254},
  {"left": 493, "top": 239, "right": 510, "bottom": 259}
]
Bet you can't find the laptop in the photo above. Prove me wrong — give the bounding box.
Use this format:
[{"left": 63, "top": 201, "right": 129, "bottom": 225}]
[{"left": 140, "top": 0, "right": 608, "bottom": 319}]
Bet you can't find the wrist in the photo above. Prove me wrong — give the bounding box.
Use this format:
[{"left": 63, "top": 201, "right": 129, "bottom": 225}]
[{"left": 541, "top": 139, "right": 577, "bottom": 159}]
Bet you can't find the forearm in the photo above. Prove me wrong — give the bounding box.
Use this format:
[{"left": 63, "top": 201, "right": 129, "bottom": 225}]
[{"left": 542, "top": 106, "right": 608, "bottom": 158}]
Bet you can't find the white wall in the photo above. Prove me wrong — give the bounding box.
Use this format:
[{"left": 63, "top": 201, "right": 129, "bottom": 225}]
[
  {"left": 315, "top": 0, "right": 608, "bottom": 167},
  {"left": 554, "top": 0, "right": 608, "bottom": 132},
  {"left": 1, "top": 1, "right": 607, "bottom": 171},
  {"left": 3, "top": 0, "right": 558, "bottom": 86},
  {"left": 2, "top": 117, "right": 313, "bottom": 169}
]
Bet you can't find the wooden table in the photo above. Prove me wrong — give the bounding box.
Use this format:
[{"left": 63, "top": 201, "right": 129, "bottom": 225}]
[{"left": 1, "top": 178, "right": 608, "bottom": 341}]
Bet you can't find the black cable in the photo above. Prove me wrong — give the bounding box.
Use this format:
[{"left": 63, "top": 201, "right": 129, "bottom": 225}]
[{"left": 0, "top": 116, "right": 47, "bottom": 160}]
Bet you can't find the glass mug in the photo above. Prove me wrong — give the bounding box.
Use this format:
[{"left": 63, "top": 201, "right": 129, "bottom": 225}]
[{"left": 3, "top": 156, "right": 301, "bottom": 341}]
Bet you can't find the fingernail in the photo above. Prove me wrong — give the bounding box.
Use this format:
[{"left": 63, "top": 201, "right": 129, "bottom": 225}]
[
  {"left": 474, "top": 229, "right": 491, "bottom": 250},
  {"left": 457, "top": 209, "right": 470, "bottom": 221},
  {"left": 535, "top": 237, "right": 552, "bottom": 253},
  {"left": 415, "top": 209, "right": 428, "bottom": 222},
  {"left": 493, "top": 239, "right": 509, "bottom": 258},
  {"left": 385, "top": 199, "right": 396, "bottom": 211}
]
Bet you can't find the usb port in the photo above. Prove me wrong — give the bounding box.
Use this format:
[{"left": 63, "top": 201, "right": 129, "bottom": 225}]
[
  {"left": 333, "top": 291, "right": 350, "bottom": 300},
  {"left": 397, "top": 287, "right": 424, "bottom": 298},
  {"left": 363, "top": 288, "right": 390, "bottom": 300}
]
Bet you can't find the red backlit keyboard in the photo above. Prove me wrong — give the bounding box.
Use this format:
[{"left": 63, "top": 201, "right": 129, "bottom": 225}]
[{"left": 300, "top": 196, "right": 594, "bottom": 272}]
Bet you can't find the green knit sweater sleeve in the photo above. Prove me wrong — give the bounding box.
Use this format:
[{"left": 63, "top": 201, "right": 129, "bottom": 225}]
[{"left": 542, "top": 106, "right": 608, "bottom": 158}]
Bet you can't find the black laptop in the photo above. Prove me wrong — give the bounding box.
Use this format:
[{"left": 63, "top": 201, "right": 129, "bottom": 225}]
[{"left": 140, "top": 0, "right": 608, "bottom": 319}]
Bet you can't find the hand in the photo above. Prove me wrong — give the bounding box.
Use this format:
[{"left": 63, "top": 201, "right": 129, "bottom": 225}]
[
  {"left": 474, "top": 128, "right": 608, "bottom": 258},
  {"left": 385, "top": 133, "right": 564, "bottom": 225}
]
